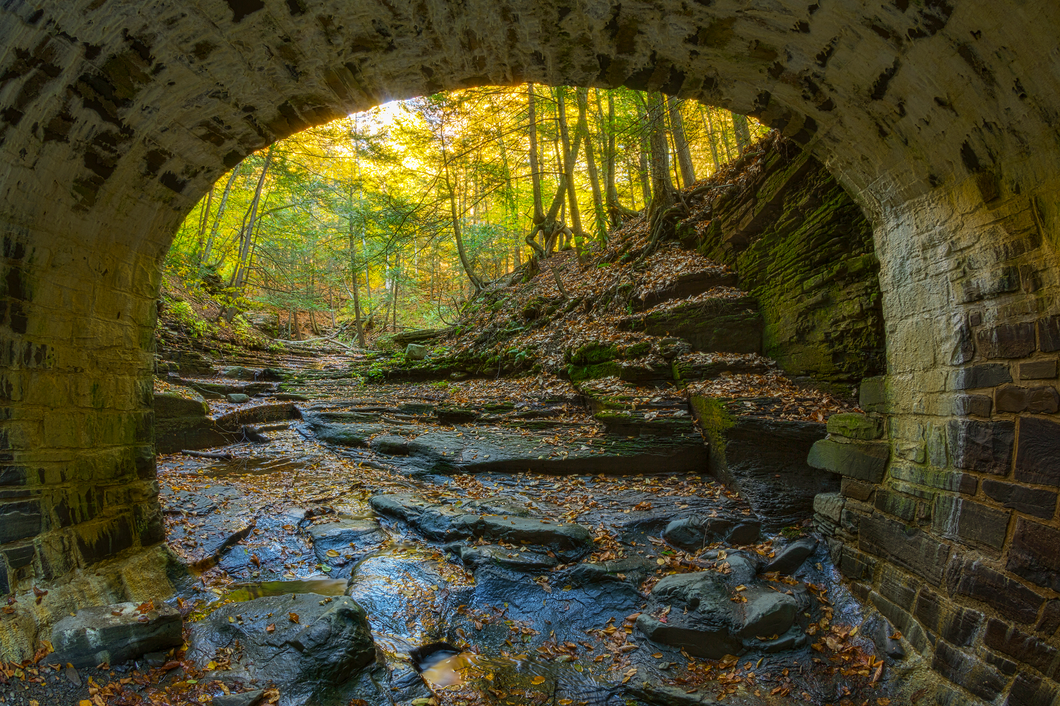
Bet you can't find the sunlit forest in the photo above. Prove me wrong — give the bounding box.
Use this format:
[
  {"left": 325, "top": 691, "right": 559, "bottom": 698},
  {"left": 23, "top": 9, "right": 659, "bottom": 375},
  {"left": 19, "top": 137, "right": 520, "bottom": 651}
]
[{"left": 166, "top": 85, "right": 768, "bottom": 340}]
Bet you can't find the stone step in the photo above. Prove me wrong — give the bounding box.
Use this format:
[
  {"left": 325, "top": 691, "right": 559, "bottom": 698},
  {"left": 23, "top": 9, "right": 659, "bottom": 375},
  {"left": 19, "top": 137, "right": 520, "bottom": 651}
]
[
  {"left": 620, "top": 293, "right": 762, "bottom": 355},
  {"left": 673, "top": 352, "right": 775, "bottom": 382},
  {"left": 635, "top": 267, "right": 739, "bottom": 311}
]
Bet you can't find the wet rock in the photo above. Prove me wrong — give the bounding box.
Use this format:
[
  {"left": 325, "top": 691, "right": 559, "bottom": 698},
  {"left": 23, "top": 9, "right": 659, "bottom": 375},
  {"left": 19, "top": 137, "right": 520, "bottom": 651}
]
[
  {"left": 459, "top": 514, "right": 593, "bottom": 562},
  {"left": 636, "top": 566, "right": 806, "bottom": 658},
  {"left": 455, "top": 543, "right": 559, "bottom": 572},
  {"left": 371, "top": 494, "right": 592, "bottom": 561},
  {"left": 213, "top": 690, "right": 265, "bottom": 706},
  {"left": 187, "top": 593, "right": 375, "bottom": 706},
  {"left": 764, "top": 537, "right": 818, "bottom": 575},
  {"left": 691, "top": 406, "right": 835, "bottom": 530},
  {"left": 371, "top": 434, "right": 410, "bottom": 455},
  {"left": 227, "top": 393, "right": 251, "bottom": 403},
  {"left": 399, "top": 428, "right": 708, "bottom": 476},
  {"left": 663, "top": 516, "right": 761, "bottom": 551},
  {"left": 307, "top": 518, "right": 384, "bottom": 564},
  {"left": 49, "top": 602, "right": 182, "bottom": 668}
]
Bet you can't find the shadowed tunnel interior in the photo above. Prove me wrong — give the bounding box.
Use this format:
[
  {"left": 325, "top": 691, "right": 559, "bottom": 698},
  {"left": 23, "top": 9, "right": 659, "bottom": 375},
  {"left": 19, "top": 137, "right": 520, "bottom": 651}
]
[{"left": 2, "top": 1, "right": 1060, "bottom": 703}]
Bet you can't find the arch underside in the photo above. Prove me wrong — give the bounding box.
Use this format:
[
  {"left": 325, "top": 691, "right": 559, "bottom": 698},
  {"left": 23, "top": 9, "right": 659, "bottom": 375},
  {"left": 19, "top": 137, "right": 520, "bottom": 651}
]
[{"left": 1, "top": 2, "right": 1060, "bottom": 703}]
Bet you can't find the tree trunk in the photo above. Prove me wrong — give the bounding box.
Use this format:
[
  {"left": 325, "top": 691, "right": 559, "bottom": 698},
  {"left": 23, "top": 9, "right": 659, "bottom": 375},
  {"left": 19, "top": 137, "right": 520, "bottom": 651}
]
[
  {"left": 193, "top": 187, "right": 213, "bottom": 263},
  {"left": 555, "top": 87, "right": 584, "bottom": 251},
  {"left": 202, "top": 163, "right": 242, "bottom": 266},
  {"left": 637, "top": 103, "right": 652, "bottom": 208},
  {"left": 699, "top": 105, "right": 721, "bottom": 172},
  {"left": 526, "top": 83, "right": 545, "bottom": 257},
  {"left": 577, "top": 88, "right": 607, "bottom": 242},
  {"left": 439, "top": 118, "right": 483, "bottom": 292},
  {"left": 732, "top": 111, "right": 752, "bottom": 152},
  {"left": 230, "top": 145, "right": 274, "bottom": 292},
  {"left": 348, "top": 220, "right": 366, "bottom": 347},
  {"left": 646, "top": 92, "right": 677, "bottom": 248},
  {"left": 668, "top": 96, "right": 696, "bottom": 188}
]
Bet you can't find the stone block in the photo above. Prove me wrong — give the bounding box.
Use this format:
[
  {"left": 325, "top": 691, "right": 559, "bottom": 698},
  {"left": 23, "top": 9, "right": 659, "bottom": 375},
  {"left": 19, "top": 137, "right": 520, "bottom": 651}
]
[
  {"left": 859, "top": 514, "right": 950, "bottom": 585},
  {"left": 1007, "top": 517, "right": 1060, "bottom": 593},
  {"left": 1038, "top": 600, "right": 1060, "bottom": 636},
  {"left": 1038, "top": 315, "right": 1060, "bottom": 353},
  {"left": 954, "top": 393, "right": 992, "bottom": 417},
  {"left": 947, "top": 419, "right": 1014, "bottom": 475},
  {"left": 76, "top": 514, "right": 135, "bottom": 565},
  {"left": 50, "top": 602, "right": 183, "bottom": 668},
  {"left": 405, "top": 343, "right": 428, "bottom": 360},
  {"left": 914, "top": 588, "right": 982, "bottom": 647},
  {"left": 1015, "top": 416, "right": 1060, "bottom": 486},
  {"left": 807, "top": 438, "right": 889, "bottom": 483},
  {"left": 953, "top": 363, "right": 1013, "bottom": 390},
  {"left": 1028, "top": 386, "right": 1060, "bottom": 414},
  {"left": 982, "top": 649, "right": 1020, "bottom": 676},
  {"left": 859, "top": 376, "right": 887, "bottom": 412},
  {"left": 838, "top": 545, "right": 876, "bottom": 582},
  {"left": 840, "top": 478, "right": 876, "bottom": 501},
  {"left": 932, "top": 495, "right": 1010, "bottom": 551},
  {"left": 1020, "top": 358, "right": 1058, "bottom": 380},
  {"left": 951, "top": 558, "right": 1044, "bottom": 624},
  {"left": 0, "top": 465, "right": 29, "bottom": 486},
  {"left": 976, "top": 322, "right": 1036, "bottom": 359},
  {"left": 877, "top": 564, "right": 918, "bottom": 611},
  {"left": 996, "top": 384, "right": 1029, "bottom": 413},
  {"left": 895, "top": 440, "right": 926, "bottom": 463},
  {"left": 982, "top": 480, "right": 1056, "bottom": 519},
  {"left": 889, "top": 462, "right": 976, "bottom": 494},
  {"left": 826, "top": 412, "right": 884, "bottom": 440},
  {"left": 1006, "top": 673, "right": 1060, "bottom": 706},
  {"left": 3, "top": 543, "right": 35, "bottom": 570},
  {"left": 984, "top": 619, "right": 1058, "bottom": 676},
  {"left": 874, "top": 489, "right": 921, "bottom": 523},
  {"left": 813, "top": 492, "right": 844, "bottom": 523},
  {"left": 0, "top": 499, "right": 43, "bottom": 543},
  {"left": 931, "top": 640, "right": 1006, "bottom": 702}
]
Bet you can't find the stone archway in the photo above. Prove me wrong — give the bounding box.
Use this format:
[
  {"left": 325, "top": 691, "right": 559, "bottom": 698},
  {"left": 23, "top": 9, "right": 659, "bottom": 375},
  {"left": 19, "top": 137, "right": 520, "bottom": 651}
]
[{"left": 2, "top": 1, "right": 1060, "bottom": 701}]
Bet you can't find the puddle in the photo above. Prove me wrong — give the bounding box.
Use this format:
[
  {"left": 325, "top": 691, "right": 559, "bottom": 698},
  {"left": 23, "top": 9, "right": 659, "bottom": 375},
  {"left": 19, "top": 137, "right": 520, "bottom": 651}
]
[{"left": 225, "top": 579, "right": 348, "bottom": 601}]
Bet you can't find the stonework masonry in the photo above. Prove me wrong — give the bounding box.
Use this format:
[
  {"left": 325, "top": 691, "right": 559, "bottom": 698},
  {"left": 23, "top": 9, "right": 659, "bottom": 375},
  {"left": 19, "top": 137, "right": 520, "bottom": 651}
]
[{"left": 1, "top": 1, "right": 1060, "bottom": 702}]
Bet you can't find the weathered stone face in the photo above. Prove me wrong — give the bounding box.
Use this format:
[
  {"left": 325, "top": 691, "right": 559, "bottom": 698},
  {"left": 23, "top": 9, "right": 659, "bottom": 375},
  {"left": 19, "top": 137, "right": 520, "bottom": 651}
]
[{"left": 2, "top": 2, "right": 1060, "bottom": 702}]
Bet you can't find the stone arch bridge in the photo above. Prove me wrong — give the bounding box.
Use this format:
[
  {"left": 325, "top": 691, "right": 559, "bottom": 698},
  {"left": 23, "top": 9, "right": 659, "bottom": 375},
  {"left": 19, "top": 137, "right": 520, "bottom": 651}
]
[{"left": 1, "top": 1, "right": 1059, "bottom": 702}]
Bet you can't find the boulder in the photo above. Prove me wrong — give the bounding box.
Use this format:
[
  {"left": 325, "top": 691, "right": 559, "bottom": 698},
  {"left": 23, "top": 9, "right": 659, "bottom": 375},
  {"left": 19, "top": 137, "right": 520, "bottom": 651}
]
[
  {"left": 49, "top": 602, "right": 182, "bottom": 668},
  {"left": 227, "top": 393, "right": 251, "bottom": 403},
  {"left": 187, "top": 593, "right": 375, "bottom": 706},
  {"left": 764, "top": 537, "right": 818, "bottom": 575},
  {"left": 455, "top": 544, "right": 559, "bottom": 572},
  {"left": 405, "top": 343, "right": 429, "bottom": 360},
  {"left": 636, "top": 569, "right": 805, "bottom": 659},
  {"left": 663, "top": 516, "right": 761, "bottom": 551}
]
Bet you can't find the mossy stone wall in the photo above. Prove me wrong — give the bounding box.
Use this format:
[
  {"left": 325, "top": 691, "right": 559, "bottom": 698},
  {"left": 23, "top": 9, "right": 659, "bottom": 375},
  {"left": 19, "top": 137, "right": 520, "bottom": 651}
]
[{"left": 691, "top": 144, "right": 884, "bottom": 386}]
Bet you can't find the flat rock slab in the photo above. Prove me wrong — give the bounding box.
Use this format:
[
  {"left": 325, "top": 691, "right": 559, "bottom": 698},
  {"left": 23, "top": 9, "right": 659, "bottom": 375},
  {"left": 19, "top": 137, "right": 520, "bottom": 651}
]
[
  {"left": 394, "top": 427, "right": 708, "bottom": 476},
  {"left": 188, "top": 593, "right": 375, "bottom": 706},
  {"left": 306, "top": 518, "right": 384, "bottom": 565},
  {"left": 371, "top": 493, "right": 593, "bottom": 562},
  {"left": 49, "top": 602, "right": 182, "bottom": 668}
]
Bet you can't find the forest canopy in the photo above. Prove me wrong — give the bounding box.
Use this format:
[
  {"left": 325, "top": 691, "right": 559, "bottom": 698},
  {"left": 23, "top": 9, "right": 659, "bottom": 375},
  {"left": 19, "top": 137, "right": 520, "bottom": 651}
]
[{"left": 166, "top": 85, "right": 768, "bottom": 342}]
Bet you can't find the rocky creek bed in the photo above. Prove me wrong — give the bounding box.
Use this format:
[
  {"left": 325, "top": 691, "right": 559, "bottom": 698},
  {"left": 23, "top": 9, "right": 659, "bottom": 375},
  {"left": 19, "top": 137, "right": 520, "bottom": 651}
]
[{"left": 0, "top": 369, "right": 912, "bottom": 706}]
